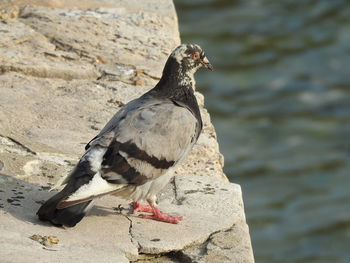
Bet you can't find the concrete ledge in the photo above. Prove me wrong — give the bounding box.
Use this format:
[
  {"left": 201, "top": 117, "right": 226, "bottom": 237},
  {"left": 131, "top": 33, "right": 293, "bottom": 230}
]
[{"left": 0, "top": 0, "right": 254, "bottom": 262}]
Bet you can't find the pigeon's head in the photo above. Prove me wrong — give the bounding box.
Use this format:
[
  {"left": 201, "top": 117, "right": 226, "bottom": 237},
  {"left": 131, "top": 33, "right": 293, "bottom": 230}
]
[{"left": 171, "top": 44, "right": 213, "bottom": 73}]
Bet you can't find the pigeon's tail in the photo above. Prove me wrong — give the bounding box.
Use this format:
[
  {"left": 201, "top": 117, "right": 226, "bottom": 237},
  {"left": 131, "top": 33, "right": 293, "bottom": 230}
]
[
  {"left": 37, "top": 168, "right": 96, "bottom": 227},
  {"left": 37, "top": 148, "right": 103, "bottom": 227},
  {"left": 37, "top": 190, "right": 93, "bottom": 227}
]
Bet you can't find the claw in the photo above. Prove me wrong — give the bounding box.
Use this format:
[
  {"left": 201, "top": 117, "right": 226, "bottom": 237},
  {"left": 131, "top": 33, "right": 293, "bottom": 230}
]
[
  {"left": 132, "top": 201, "right": 153, "bottom": 213},
  {"left": 131, "top": 201, "right": 184, "bottom": 224},
  {"left": 140, "top": 204, "right": 184, "bottom": 224}
]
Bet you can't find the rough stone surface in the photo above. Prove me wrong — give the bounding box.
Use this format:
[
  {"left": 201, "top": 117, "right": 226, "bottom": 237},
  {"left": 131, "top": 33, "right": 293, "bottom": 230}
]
[{"left": 0, "top": 0, "right": 254, "bottom": 262}]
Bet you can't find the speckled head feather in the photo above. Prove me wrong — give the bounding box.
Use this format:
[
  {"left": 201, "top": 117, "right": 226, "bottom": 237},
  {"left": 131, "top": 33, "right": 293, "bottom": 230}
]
[
  {"left": 171, "top": 44, "right": 212, "bottom": 73},
  {"left": 155, "top": 44, "right": 213, "bottom": 88}
]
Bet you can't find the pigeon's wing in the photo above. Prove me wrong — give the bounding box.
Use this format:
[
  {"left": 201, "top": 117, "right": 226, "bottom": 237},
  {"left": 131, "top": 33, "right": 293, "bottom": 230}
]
[
  {"left": 100, "top": 98, "right": 199, "bottom": 185},
  {"left": 56, "top": 98, "right": 199, "bottom": 207},
  {"left": 84, "top": 100, "right": 137, "bottom": 151}
]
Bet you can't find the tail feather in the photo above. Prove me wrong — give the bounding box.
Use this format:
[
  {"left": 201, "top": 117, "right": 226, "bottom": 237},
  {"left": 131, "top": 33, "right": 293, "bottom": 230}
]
[
  {"left": 37, "top": 190, "right": 94, "bottom": 227},
  {"left": 37, "top": 173, "right": 95, "bottom": 227},
  {"left": 37, "top": 147, "right": 110, "bottom": 227},
  {"left": 52, "top": 200, "right": 93, "bottom": 227}
]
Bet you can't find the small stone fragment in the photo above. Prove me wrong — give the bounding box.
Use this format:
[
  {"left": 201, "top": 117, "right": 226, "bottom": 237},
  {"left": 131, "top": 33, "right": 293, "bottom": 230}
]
[
  {"left": 47, "top": 236, "right": 59, "bottom": 244},
  {"left": 134, "top": 79, "right": 143, "bottom": 86},
  {"left": 30, "top": 234, "right": 59, "bottom": 247},
  {"left": 96, "top": 56, "right": 106, "bottom": 64}
]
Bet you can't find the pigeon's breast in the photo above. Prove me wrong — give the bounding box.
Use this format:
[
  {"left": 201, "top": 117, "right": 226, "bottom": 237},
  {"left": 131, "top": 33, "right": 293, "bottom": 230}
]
[{"left": 116, "top": 101, "right": 198, "bottom": 170}]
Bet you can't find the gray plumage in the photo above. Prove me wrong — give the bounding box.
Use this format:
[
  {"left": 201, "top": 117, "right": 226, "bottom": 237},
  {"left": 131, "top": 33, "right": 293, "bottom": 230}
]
[{"left": 37, "top": 44, "right": 213, "bottom": 226}]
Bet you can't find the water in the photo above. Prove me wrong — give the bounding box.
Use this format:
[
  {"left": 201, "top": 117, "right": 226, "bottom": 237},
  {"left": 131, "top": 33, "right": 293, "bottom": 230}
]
[{"left": 174, "top": 0, "right": 350, "bottom": 262}]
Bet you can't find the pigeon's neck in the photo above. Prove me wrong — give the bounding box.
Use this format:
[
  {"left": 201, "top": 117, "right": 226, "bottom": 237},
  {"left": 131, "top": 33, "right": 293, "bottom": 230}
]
[
  {"left": 147, "top": 57, "right": 202, "bottom": 132},
  {"left": 178, "top": 71, "right": 196, "bottom": 89},
  {"left": 158, "top": 71, "right": 196, "bottom": 92},
  {"left": 155, "top": 57, "right": 197, "bottom": 97}
]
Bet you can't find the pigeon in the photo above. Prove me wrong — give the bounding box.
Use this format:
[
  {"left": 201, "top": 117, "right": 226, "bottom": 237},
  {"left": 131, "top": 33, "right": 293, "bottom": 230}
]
[{"left": 37, "top": 44, "right": 213, "bottom": 227}]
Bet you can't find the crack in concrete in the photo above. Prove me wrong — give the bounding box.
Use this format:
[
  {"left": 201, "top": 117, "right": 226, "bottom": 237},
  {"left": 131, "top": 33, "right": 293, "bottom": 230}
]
[
  {"left": 50, "top": 38, "right": 92, "bottom": 60},
  {"left": 0, "top": 135, "right": 36, "bottom": 155},
  {"left": 125, "top": 215, "right": 141, "bottom": 251},
  {"left": 140, "top": 71, "right": 160, "bottom": 81},
  {"left": 96, "top": 71, "right": 134, "bottom": 85},
  {"left": 19, "top": 9, "right": 54, "bottom": 23},
  {"left": 181, "top": 224, "right": 239, "bottom": 262},
  {"left": 172, "top": 177, "right": 185, "bottom": 205},
  {"left": 123, "top": 215, "right": 141, "bottom": 262}
]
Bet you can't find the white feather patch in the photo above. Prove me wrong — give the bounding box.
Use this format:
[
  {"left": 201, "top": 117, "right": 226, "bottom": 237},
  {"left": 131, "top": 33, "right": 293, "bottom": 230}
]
[
  {"left": 171, "top": 44, "right": 188, "bottom": 63},
  {"left": 86, "top": 147, "right": 106, "bottom": 172},
  {"left": 65, "top": 172, "right": 125, "bottom": 202},
  {"left": 179, "top": 70, "right": 197, "bottom": 88},
  {"left": 50, "top": 147, "right": 106, "bottom": 191}
]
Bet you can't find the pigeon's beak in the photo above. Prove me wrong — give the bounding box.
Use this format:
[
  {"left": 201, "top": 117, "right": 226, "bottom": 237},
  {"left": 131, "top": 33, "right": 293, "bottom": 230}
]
[{"left": 201, "top": 56, "right": 214, "bottom": 71}]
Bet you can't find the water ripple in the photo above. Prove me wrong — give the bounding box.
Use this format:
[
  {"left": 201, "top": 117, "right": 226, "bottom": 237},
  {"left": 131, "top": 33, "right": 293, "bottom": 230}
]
[{"left": 176, "top": 0, "right": 350, "bottom": 262}]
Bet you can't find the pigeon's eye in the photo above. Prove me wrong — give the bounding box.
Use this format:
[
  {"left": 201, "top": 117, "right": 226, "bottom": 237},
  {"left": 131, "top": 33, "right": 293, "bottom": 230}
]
[{"left": 192, "top": 52, "right": 199, "bottom": 60}]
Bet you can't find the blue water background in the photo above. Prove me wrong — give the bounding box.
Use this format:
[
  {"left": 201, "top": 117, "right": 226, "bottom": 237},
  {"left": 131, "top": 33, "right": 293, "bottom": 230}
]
[{"left": 175, "top": 1, "right": 350, "bottom": 262}]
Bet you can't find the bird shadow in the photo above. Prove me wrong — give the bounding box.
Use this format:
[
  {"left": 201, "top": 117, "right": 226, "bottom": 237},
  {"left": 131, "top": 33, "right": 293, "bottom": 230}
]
[{"left": 0, "top": 173, "right": 129, "bottom": 227}]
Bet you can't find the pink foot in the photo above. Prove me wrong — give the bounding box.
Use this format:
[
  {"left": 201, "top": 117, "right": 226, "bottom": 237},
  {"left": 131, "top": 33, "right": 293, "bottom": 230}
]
[
  {"left": 132, "top": 201, "right": 153, "bottom": 213},
  {"left": 139, "top": 205, "right": 184, "bottom": 224}
]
